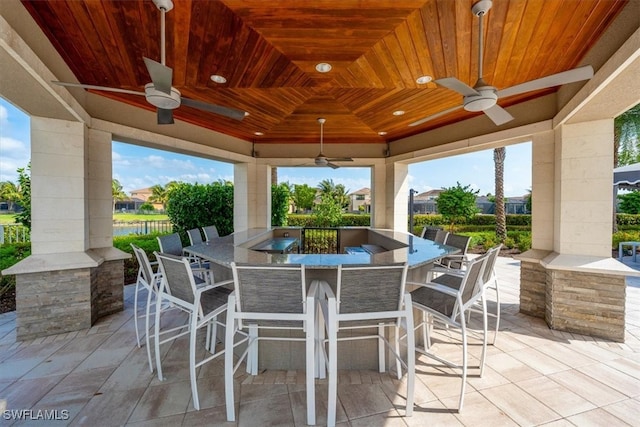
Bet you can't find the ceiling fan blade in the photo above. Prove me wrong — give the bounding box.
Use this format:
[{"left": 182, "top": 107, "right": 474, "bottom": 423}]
[
  {"left": 143, "top": 57, "right": 173, "bottom": 94},
  {"left": 52, "top": 81, "right": 145, "bottom": 96},
  {"left": 497, "top": 65, "right": 594, "bottom": 99},
  {"left": 157, "top": 108, "right": 174, "bottom": 125},
  {"left": 327, "top": 157, "right": 353, "bottom": 162},
  {"left": 435, "top": 77, "right": 479, "bottom": 97},
  {"left": 327, "top": 162, "right": 340, "bottom": 169},
  {"left": 409, "top": 105, "right": 464, "bottom": 127},
  {"left": 483, "top": 104, "right": 514, "bottom": 126},
  {"left": 181, "top": 97, "right": 246, "bottom": 121}
]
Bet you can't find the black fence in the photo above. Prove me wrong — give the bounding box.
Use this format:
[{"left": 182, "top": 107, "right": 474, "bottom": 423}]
[{"left": 301, "top": 227, "right": 340, "bottom": 254}]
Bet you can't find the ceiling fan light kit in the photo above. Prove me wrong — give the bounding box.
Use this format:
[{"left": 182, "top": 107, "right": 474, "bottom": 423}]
[
  {"left": 409, "top": 0, "right": 594, "bottom": 128},
  {"left": 144, "top": 83, "right": 180, "bottom": 109},
  {"left": 51, "top": 0, "right": 245, "bottom": 125}
]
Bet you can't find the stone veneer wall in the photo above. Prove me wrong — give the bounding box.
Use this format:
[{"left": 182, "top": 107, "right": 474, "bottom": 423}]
[
  {"left": 15, "top": 260, "right": 125, "bottom": 341},
  {"left": 546, "top": 269, "right": 626, "bottom": 342},
  {"left": 16, "top": 269, "right": 93, "bottom": 340},
  {"left": 519, "top": 261, "right": 546, "bottom": 318},
  {"left": 93, "top": 260, "right": 124, "bottom": 318}
]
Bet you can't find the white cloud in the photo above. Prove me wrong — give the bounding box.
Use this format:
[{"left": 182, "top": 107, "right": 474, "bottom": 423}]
[
  {"left": 145, "top": 155, "right": 166, "bottom": 168},
  {"left": 0, "top": 136, "right": 28, "bottom": 159},
  {"left": 0, "top": 104, "right": 8, "bottom": 125}
]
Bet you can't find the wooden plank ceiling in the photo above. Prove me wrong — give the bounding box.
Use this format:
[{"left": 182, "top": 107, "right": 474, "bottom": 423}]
[{"left": 22, "top": 0, "right": 625, "bottom": 147}]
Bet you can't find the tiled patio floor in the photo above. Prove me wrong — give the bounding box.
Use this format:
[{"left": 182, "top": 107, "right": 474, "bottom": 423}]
[{"left": 0, "top": 256, "right": 639, "bottom": 426}]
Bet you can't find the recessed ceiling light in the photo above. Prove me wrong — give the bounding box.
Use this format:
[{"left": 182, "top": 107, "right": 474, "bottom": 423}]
[
  {"left": 254, "top": 131, "right": 264, "bottom": 136},
  {"left": 378, "top": 131, "right": 387, "bottom": 136},
  {"left": 210, "top": 74, "right": 227, "bottom": 84},
  {"left": 392, "top": 110, "right": 405, "bottom": 116},
  {"left": 315, "top": 62, "right": 332, "bottom": 73},
  {"left": 416, "top": 75, "right": 433, "bottom": 84}
]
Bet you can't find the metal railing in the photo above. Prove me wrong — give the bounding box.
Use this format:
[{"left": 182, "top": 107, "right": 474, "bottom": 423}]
[
  {"left": 113, "top": 220, "right": 172, "bottom": 236},
  {"left": 301, "top": 227, "right": 340, "bottom": 254},
  {"left": 0, "top": 224, "right": 30, "bottom": 244},
  {"left": 1, "top": 220, "right": 173, "bottom": 244}
]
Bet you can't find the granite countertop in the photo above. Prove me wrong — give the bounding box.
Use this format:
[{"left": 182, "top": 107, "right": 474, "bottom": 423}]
[{"left": 184, "top": 227, "right": 458, "bottom": 269}]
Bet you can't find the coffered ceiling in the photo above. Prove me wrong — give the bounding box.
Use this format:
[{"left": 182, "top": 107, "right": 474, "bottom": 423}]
[{"left": 20, "top": 0, "right": 626, "bottom": 149}]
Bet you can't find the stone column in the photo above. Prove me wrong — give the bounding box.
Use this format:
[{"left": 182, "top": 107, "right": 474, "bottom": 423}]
[
  {"left": 3, "top": 118, "right": 128, "bottom": 340},
  {"left": 520, "top": 119, "right": 631, "bottom": 342},
  {"left": 520, "top": 131, "right": 554, "bottom": 317},
  {"left": 371, "top": 161, "right": 408, "bottom": 231},
  {"left": 234, "top": 161, "right": 270, "bottom": 231}
]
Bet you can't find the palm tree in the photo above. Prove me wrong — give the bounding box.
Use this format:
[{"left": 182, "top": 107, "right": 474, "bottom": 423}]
[
  {"left": 317, "top": 179, "right": 350, "bottom": 211},
  {"left": 494, "top": 147, "right": 507, "bottom": 243},
  {"left": 112, "top": 179, "right": 127, "bottom": 213},
  {"left": 148, "top": 184, "right": 169, "bottom": 211},
  {"left": 614, "top": 102, "right": 640, "bottom": 167},
  {"left": 613, "top": 103, "right": 640, "bottom": 232}
]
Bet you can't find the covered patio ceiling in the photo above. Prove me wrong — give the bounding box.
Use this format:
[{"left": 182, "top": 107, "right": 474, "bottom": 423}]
[{"left": 13, "top": 0, "right": 630, "bottom": 161}]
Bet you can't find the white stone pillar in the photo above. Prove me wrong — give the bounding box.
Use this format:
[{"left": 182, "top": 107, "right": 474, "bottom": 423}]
[
  {"left": 234, "top": 161, "right": 270, "bottom": 231},
  {"left": 531, "top": 131, "right": 555, "bottom": 251},
  {"left": 88, "top": 128, "right": 114, "bottom": 249},
  {"left": 30, "top": 117, "right": 90, "bottom": 254},
  {"left": 372, "top": 162, "right": 408, "bottom": 231},
  {"left": 554, "top": 119, "right": 614, "bottom": 257},
  {"left": 5, "top": 118, "right": 127, "bottom": 339}
]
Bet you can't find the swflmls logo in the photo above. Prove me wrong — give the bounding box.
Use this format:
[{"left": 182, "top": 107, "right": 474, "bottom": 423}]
[{"left": 3, "top": 409, "right": 70, "bottom": 421}]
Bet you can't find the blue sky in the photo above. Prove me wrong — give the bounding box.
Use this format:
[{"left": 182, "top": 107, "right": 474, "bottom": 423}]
[{"left": 0, "top": 97, "right": 531, "bottom": 196}]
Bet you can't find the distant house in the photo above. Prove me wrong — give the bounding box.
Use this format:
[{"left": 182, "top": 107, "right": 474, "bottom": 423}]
[
  {"left": 411, "top": 189, "right": 529, "bottom": 214},
  {"left": 412, "top": 189, "right": 444, "bottom": 214},
  {"left": 114, "top": 197, "right": 146, "bottom": 212},
  {"left": 130, "top": 187, "right": 164, "bottom": 211},
  {"left": 348, "top": 187, "right": 370, "bottom": 213}
]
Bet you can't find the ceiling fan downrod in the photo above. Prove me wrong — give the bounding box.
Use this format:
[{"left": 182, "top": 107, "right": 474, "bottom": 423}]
[
  {"left": 464, "top": 0, "right": 497, "bottom": 112},
  {"left": 152, "top": 0, "right": 173, "bottom": 66}
]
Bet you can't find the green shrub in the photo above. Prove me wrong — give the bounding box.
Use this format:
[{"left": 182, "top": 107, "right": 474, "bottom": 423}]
[
  {"left": 0, "top": 243, "right": 31, "bottom": 298},
  {"left": 113, "top": 234, "right": 161, "bottom": 285},
  {"left": 166, "top": 182, "right": 234, "bottom": 237},
  {"left": 613, "top": 230, "right": 640, "bottom": 249}
]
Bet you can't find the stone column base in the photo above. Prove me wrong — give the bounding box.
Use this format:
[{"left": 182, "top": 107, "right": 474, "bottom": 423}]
[
  {"left": 16, "top": 268, "right": 94, "bottom": 340},
  {"left": 518, "top": 251, "right": 632, "bottom": 343},
  {"left": 6, "top": 250, "right": 129, "bottom": 341},
  {"left": 546, "top": 269, "right": 625, "bottom": 342}
]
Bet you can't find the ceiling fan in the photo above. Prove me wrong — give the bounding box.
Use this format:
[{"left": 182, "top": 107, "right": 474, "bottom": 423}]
[
  {"left": 52, "top": 0, "right": 245, "bottom": 125},
  {"left": 409, "top": 0, "right": 594, "bottom": 128},
  {"left": 313, "top": 118, "right": 353, "bottom": 169}
]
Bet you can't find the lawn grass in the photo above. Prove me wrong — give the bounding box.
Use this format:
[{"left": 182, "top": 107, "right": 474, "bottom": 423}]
[
  {"left": 0, "top": 214, "right": 18, "bottom": 225},
  {"left": 113, "top": 213, "right": 169, "bottom": 221},
  {"left": 2, "top": 213, "right": 169, "bottom": 224}
]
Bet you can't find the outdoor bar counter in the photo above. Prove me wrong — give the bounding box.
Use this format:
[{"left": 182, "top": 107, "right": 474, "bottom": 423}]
[{"left": 184, "top": 227, "right": 458, "bottom": 370}]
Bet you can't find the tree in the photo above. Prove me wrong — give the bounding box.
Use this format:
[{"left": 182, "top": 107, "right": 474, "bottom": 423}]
[
  {"left": 317, "top": 179, "right": 350, "bottom": 211},
  {"left": 617, "top": 191, "right": 640, "bottom": 214},
  {"left": 112, "top": 179, "right": 127, "bottom": 213},
  {"left": 525, "top": 188, "right": 532, "bottom": 213},
  {"left": 0, "top": 181, "right": 21, "bottom": 212},
  {"left": 613, "top": 103, "right": 640, "bottom": 232},
  {"left": 292, "top": 184, "right": 316, "bottom": 213},
  {"left": 271, "top": 182, "right": 291, "bottom": 226},
  {"left": 15, "top": 164, "right": 31, "bottom": 228},
  {"left": 494, "top": 147, "right": 507, "bottom": 243},
  {"left": 615, "top": 103, "right": 640, "bottom": 167},
  {"left": 312, "top": 193, "right": 343, "bottom": 227},
  {"left": 148, "top": 182, "right": 174, "bottom": 212},
  {"left": 436, "top": 182, "right": 479, "bottom": 232}
]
